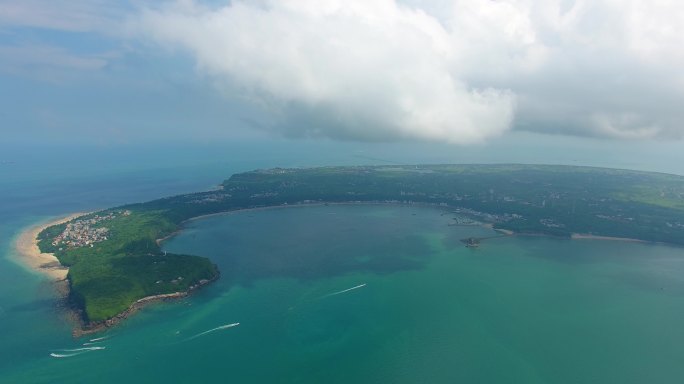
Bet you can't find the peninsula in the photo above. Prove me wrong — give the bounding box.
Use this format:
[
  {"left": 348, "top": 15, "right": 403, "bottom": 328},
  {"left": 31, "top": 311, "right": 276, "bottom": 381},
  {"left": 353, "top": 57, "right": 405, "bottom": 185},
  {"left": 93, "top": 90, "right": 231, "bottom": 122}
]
[{"left": 28, "top": 164, "right": 684, "bottom": 332}]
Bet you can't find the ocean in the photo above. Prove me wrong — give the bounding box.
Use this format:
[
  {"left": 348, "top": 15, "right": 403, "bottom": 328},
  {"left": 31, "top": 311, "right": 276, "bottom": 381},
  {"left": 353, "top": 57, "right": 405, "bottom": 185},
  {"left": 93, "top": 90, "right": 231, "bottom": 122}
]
[{"left": 2, "top": 139, "right": 684, "bottom": 383}]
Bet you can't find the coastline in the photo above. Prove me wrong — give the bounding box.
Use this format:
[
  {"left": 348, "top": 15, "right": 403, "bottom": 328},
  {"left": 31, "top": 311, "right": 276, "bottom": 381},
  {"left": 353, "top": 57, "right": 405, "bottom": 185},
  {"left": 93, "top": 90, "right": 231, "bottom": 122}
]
[
  {"left": 74, "top": 275, "right": 217, "bottom": 337},
  {"left": 15, "top": 205, "right": 651, "bottom": 284},
  {"left": 570, "top": 233, "right": 647, "bottom": 243},
  {"left": 16, "top": 203, "right": 654, "bottom": 337},
  {"left": 182, "top": 200, "right": 458, "bottom": 225},
  {"left": 74, "top": 292, "right": 189, "bottom": 336},
  {"left": 178, "top": 202, "right": 651, "bottom": 246},
  {"left": 13, "top": 213, "right": 86, "bottom": 281},
  {"left": 181, "top": 202, "right": 335, "bottom": 224},
  {"left": 14, "top": 212, "right": 218, "bottom": 337}
]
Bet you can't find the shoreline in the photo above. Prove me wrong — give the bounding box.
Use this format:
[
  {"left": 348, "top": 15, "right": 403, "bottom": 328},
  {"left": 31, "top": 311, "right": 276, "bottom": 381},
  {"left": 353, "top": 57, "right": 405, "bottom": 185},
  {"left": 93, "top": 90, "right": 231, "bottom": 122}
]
[
  {"left": 16, "top": 204, "right": 653, "bottom": 284},
  {"left": 74, "top": 292, "right": 189, "bottom": 336},
  {"left": 17, "top": 202, "right": 655, "bottom": 336},
  {"left": 570, "top": 233, "right": 647, "bottom": 243},
  {"left": 176, "top": 202, "right": 654, "bottom": 246},
  {"left": 181, "top": 200, "right": 458, "bottom": 225},
  {"left": 14, "top": 211, "right": 218, "bottom": 337},
  {"left": 13, "top": 213, "right": 86, "bottom": 281},
  {"left": 182, "top": 202, "right": 348, "bottom": 224},
  {"left": 73, "top": 275, "right": 217, "bottom": 337}
]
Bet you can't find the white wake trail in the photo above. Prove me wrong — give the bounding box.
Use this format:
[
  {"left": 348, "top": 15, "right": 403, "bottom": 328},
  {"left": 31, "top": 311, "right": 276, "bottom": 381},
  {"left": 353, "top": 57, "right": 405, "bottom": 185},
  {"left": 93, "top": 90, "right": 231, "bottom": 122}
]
[
  {"left": 89, "top": 336, "right": 110, "bottom": 342},
  {"left": 185, "top": 323, "right": 240, "bottom": 341},
  {"left": 83, "top": 339, "right": 108, "bottom": 346},
  {"left": 50, "top": 346, "right": 105, "bottom": 358},
  {"left": 321, "top": 283, "right": 366, "bottom": 298},
  {"left": 57, "top": 346, "right": 105, "bottom": 352},
  {"left": 50, "top": 352, "right": 85, "bottom": 358}
]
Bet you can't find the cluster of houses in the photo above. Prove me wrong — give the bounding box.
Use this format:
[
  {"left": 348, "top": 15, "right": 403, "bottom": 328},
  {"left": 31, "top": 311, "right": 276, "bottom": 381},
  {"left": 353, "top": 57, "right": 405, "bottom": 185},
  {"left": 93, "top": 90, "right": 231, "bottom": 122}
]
[
  {"left": 540, "top": 218, "right": 566, "bottom": 228},
  {"left": 52, "top": 210, "right": 130, "bottom": 249},
  {"left": 453, "top": 207, "right": 522, "bottom": 223},
  {"left": 188, "top": 193, "right": 232, "bottom": 204}
]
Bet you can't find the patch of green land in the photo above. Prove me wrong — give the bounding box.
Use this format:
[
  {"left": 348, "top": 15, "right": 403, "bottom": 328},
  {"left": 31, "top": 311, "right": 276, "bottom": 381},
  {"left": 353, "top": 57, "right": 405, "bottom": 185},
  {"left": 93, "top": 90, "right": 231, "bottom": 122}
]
[
  {"left": 37, "top": 210, "right": 218, "bottom": 324},
  {"left": 37, "top": 164, "right": 684, "bottom": 327}
]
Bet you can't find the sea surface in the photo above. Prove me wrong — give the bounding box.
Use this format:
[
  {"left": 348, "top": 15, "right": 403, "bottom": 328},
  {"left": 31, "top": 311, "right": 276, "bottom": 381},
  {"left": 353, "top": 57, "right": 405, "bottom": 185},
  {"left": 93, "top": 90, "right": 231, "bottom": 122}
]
[{"left": 2, "top": 141, "right": 684, "bottom": 383}]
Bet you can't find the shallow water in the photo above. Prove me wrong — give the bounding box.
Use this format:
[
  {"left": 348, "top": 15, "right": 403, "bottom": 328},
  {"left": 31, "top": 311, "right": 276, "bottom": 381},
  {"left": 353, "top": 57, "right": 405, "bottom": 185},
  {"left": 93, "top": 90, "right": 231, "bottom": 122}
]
[
  {"left": 162, "top": 205, "right": 684, "bottom": 383},
  {"left": 5, "top": 204, "right": 684, "bottom": 383}
]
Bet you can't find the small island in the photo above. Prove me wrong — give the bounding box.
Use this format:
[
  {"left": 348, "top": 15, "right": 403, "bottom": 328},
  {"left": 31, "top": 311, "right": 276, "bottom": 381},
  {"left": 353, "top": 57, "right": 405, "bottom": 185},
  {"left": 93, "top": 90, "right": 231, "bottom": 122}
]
[{"left": 22, "top": 164, "right": 684, "bottom": 333}]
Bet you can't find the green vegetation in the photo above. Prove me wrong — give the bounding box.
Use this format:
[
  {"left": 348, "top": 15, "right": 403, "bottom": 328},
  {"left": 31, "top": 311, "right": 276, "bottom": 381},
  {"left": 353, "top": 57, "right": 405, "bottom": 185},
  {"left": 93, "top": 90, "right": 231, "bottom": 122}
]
[
  {"left": 37, "top": 210, "right": 218, "bottom": 324},
  {"left": 216, "top": 165, "right": 684, "bottom": 244},
  {"left": 37, "top": 164, "right": 684, "bottom": 326},
  {"left": 68, "top": 253, "right": 217, "bottom": 323}
]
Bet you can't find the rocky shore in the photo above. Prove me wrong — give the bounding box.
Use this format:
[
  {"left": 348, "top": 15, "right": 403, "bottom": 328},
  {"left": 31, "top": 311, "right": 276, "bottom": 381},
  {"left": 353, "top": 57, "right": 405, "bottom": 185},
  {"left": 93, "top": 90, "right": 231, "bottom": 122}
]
[{"left": 73, "top": 274, "right": 218, "bottom": 337}]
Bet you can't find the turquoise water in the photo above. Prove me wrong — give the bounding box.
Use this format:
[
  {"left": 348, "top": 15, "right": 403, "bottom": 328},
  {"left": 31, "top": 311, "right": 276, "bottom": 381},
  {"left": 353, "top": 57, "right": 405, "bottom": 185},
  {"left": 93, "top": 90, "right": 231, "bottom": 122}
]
[
  {"left": 3, "top": 143, "right": 684, "bottom": 383},
  {"left": 4, "top": 204, "right": 684, "bottom": 383}
]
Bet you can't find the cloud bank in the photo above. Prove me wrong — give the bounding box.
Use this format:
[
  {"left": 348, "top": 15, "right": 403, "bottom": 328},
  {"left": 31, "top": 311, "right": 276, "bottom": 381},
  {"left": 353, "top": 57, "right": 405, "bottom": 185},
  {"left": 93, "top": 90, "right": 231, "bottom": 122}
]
[{"left": 135, "top": 0, "right": 684, "bottom": 143}]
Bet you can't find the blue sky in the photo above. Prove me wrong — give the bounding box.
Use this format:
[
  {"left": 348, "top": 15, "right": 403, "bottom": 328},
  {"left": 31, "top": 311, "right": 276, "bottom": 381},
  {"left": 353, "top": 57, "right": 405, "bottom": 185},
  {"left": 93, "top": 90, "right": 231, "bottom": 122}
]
[{"left": 1, "top": 0, "right": 683, "bottom": 169}]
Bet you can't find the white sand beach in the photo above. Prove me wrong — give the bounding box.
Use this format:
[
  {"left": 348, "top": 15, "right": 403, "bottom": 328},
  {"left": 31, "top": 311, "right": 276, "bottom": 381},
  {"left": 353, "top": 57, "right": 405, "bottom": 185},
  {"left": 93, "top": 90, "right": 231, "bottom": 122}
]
[{"left": 13, "top": 213, "right": 85, "bottom": 281}]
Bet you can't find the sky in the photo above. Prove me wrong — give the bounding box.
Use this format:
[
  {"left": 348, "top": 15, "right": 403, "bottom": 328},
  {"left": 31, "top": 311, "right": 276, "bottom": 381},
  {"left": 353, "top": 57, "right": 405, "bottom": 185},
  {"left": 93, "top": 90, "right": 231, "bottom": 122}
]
[{"left": 0, "top": 0, "right": 683, "bottom": 164}]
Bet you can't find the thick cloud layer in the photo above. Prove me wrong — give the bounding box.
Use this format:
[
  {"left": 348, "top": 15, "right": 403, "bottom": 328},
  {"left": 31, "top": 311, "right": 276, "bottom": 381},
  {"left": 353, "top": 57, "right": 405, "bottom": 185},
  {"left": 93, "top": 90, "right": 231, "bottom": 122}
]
[{"left": 135, "top": 0, "right": 684, "bottom": 143}]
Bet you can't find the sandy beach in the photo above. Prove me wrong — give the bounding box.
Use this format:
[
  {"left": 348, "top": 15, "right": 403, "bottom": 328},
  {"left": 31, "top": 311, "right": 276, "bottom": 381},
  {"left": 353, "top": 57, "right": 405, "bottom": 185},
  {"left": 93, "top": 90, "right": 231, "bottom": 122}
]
[
  {"left": 571, "top": 233, "right": 646, "bottom": 243},
  {"left": 13, "top": 213, "right": 85, "bottom": 281}
]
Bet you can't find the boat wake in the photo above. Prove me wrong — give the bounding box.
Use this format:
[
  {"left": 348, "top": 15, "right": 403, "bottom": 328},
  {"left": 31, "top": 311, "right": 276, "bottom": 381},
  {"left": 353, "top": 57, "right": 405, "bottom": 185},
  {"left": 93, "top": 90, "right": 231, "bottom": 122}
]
[
  {"left": 50, "top": 346, "right": 105, "bottom": 358},
  {"left": 321, "top": 283, "right": 366, "bottom": 299},
  {"left": 83, "top": 338, "right": 108, "bottom": 346},
  {"left": 89, "top": 336, "right": 110, "bottom": 342},
  {"left": 50, "top": 352, "right": 85, "bottom": 358},
  {"left": 58, "top": 347, "right": 105, "bottom": 352},
  {"left": 184, "top": 323, "right": 240, "bottom": 342}
]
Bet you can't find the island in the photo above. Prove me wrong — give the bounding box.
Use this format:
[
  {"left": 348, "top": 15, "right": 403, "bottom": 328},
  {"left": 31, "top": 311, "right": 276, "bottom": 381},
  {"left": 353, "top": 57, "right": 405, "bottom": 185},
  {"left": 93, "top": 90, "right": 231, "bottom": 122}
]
[{"left": 28, "top": 164, "right": 684, "bottom": 333}]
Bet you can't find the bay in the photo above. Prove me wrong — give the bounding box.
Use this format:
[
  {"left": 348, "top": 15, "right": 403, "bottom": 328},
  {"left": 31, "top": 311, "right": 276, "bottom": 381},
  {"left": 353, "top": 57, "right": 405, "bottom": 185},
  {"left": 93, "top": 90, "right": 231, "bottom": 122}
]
[
  {"left": 5, "top": 204, "right": 684, "bottom": 383},
  {"left": 2, "top": 142, "right": 684, "bottom": 383}
]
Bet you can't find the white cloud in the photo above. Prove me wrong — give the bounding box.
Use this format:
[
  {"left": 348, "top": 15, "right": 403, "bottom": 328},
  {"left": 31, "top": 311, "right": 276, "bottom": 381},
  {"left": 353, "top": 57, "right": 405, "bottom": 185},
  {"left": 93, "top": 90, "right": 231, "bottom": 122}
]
[
  {"left": 135, "top": 0, "right": 517, "bottom": 143},
  {"left": 133, "top": 0, "right": 684, "bottom": 142}
]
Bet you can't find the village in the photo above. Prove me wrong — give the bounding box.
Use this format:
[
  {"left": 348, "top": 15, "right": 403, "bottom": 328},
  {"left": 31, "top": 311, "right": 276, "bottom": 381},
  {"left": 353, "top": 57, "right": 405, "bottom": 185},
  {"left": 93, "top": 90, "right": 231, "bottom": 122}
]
[{"left": 52, "top": 210, "right": 131, "bottom": 249}]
